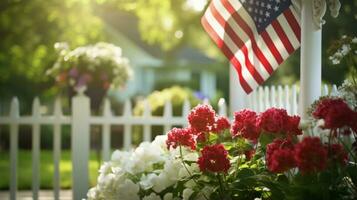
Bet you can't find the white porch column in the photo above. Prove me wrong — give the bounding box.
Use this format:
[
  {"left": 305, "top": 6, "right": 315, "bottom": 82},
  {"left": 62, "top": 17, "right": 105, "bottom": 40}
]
[
  {"left": 299, "top": 0, "right": 322, "bottom": 119},
  {"left": 229, "top": 64, "right": 246, "bottom": 116}
]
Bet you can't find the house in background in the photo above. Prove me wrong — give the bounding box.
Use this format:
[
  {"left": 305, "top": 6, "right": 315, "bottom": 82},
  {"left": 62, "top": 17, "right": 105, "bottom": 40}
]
[{"left": 102, "top": 11, "right": 221, "bottom": 101}]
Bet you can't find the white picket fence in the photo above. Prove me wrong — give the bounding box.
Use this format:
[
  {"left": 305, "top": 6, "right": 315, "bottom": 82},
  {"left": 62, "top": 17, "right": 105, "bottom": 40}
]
[{"left": 0, "top": 84, "right": 337, "bottom": 200}]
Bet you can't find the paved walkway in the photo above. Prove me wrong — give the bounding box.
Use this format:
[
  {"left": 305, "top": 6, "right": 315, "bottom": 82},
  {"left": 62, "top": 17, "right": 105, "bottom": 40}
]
[{"left": 0, "top": 190, "right": 72, "bottom": 200}]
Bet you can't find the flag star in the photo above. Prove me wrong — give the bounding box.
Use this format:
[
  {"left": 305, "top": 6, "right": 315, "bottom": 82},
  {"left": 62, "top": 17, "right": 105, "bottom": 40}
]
[
  {"left": 276, "top": 0, "right": 281, "bottom": 3},
  {"left": 274, "top": 6, "right": 279, "bottom": 11},
  {"left": 265, "top": 11, "right": 270, "bottom": 17},
  {"left": 260, "top": 10, "right": 263, "bottom": 15},
  {"left": 249, "top": 0, "right": 253, "bottom": 4},
  {"left": 261, "top": 2, "right": 265, "bottom": 7},
  {"left": 267, "top": 4, "right": 272, "bottom": 9},
  {"left": 241, "top": 0, "right": 246, "bottom": 3},
  {"left": 248, "top": 7, "right": 252, "bottom": 12},
  {"left": 256, "top": 1, "right": 259, "bottom": 5}
]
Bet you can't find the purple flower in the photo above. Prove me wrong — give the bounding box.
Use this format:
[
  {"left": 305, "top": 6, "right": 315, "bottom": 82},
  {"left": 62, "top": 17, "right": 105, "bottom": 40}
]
[{"left": 69, "top": 68, "right": 79, "bottom": 78}]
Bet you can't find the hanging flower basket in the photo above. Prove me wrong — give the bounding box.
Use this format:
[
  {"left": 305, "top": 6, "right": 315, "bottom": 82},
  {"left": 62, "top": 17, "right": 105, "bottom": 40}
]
[{"left": 47, "top": 42, "right": 133, "bottom": 110}]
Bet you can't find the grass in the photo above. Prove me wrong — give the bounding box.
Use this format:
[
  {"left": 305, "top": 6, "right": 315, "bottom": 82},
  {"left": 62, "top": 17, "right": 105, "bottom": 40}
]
[{"left": 0, "top": 150, "right": 102, "bottom": 190}]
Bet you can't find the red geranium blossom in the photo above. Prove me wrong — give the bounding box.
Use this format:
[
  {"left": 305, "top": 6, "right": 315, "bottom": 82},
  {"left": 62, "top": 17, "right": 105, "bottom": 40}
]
[
  {"left": 212, "top": 116, "right": 231, "bottom": 133},
  {"left": 312, "top": 98, "right": 355, "bottom": 130},
  {"left": 266, "top": 139, "right": 296, "bottom": 173},
  {"left": 257, "top": 108, "right": 288, "bottom": 133},
  {"left": 197, "top": 144, "right": 231, "bottom": 173},
  {"left": 231, "top": 109, "right": 260, "bottom": 141},
  {"left": 294, "top": 137, "right": 328, "bottom": 174},
  {"left": 284, "top": 115, "right": 303, "bottom": 136},
  {"left": 244, "top": 149, "right": 255, "bottom": 161},
  {"left": 166, "top": 128, "right": 196, "bottom": 150},
  {"left": 327, "top": 143, "right": 348, "bottom": 166},
  {"left": 188, "top": 104, "right": 216, "bottom": 133}
]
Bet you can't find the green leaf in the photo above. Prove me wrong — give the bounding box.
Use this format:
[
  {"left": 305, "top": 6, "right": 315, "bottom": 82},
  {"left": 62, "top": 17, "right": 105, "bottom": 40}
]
[{"left": 258, "top": 133, "right": 276, "bottom": 149}]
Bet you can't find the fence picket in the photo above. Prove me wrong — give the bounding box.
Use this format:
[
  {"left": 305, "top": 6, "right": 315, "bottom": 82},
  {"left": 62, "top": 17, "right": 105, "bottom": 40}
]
[
  {"left": 291, "top": 85, "right": 298, "bottom": 115},
  {"left": 218, "top": 98, "right": 227, "bottom": 117},
  {"left": 163, "top": 101, "right": 173, "bottom": 134},
  {"left": 252, "top": 89, "right": 258, "bottom": 111},
  {"left": 277, "top": 85, "right": 283, "bottom": 108},
  {"left": 10, "top": 97, "right": 19, "bottom": 200},
  {"left": 143, "top": 100, "right": 152, "bottom": 141},
  {"left": 258, "top": 87, "right": 264, "bottom": 112},
  {"left": 182, "top": 99, "right": 190, "bottom": 127},
  {"left": 322, "top": 84, "right": 329, "bottom": 96},
  {"left": 32, "top": 98, "right": 41, "bottom": 200},
  {"left": 102, "top": 99, "right": 112, "bottom": 161},
  {"left": 284, "top": 85, "right": 291, "bottom": 114},
  {"left": 264, "top": 86, "right": 270, "bottom": 110},
  {"left": 123, "top": 100, "right": 132, "bottom": 150},
  {"left": 270, "top": 86, "right": 276, "bottom": 108},
  {"left": 53, "top": 98, "right": 62, "bottom": 200},
  {"left": 331, "top": 84, "right": 338, "bottom": 95}
]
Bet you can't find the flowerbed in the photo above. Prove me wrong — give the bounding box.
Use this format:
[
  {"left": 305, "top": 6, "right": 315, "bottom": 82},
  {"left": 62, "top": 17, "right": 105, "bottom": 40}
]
[{"left": 88, "top": 82, "right": 357, "bottom": 200}]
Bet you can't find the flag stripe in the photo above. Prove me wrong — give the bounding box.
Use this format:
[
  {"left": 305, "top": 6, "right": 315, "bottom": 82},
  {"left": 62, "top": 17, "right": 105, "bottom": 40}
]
[
  {"left": 284, "top": 8, "right": 300, "bottom": 42},
  {"left": 277, "top": 14, "right": 300, "bottom": 50},
  {"left": 271, "top": 20, "right": 295, "bottom": 54},
  {"left": 212, "top": 0, "right": 272, "bottom": 78},
  {"left": 266, "top": 25, "right": 290, "bottom": 60},
  {"left": 201, "top": 12, "right": 253, "bottom": 92},
  {"left": 260, "top": 30, "right": 284, "bottom": 64},
  {"left": 221, "top": 0, "right": 274, "bottom": 74},
  {"left": 209, "top": 2, "right": 265, "bottom": 84}
]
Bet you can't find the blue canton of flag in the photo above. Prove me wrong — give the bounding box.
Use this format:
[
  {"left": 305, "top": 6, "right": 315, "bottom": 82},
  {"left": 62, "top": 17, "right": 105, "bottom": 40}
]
[{"left": 241, "top": 0, "right": 292, "bottom": 33}]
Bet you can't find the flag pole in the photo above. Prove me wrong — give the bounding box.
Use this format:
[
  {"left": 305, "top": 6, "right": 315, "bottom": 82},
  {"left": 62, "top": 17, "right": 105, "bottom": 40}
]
[{"left": 299, "top": 0, "right": 322, "bottom": 120}]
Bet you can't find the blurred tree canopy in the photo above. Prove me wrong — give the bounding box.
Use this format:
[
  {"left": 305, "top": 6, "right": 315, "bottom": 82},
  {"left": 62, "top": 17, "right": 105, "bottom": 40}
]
[
  {"left": 0, "top": 0, "right": 356, "bottom": 104},
  {"left": 0, "top": 0, "right": 105, "bottom": 101}
]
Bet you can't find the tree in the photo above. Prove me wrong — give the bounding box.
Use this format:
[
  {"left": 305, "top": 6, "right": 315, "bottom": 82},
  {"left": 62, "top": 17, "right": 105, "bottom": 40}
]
[{"left": 0, "top": 0, "right": 105, "bottom": 103}]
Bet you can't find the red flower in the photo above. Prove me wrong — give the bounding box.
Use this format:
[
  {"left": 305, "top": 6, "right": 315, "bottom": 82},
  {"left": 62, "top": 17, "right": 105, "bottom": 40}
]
[
  {"left": 294, "top": 137, "right": 328, "bottom": 174},
  {"left": 231, "top": 109, "right": 260, "bottom": 141},
  {"left": 244, "top": 149, "right": 255, "bottom": 161},
  {"left": 313, "top": 98, "right": 355, "bottom": 130},
  {"left": 266, "top": 139, "right": 296, "bottom": 173},
  {"left": 166, "top": 128, "right": 196, "bottom": 150},
  {"left": 188, "top": 104, "right": 216, "bottom": 133},
  {"left": 257, "top": 108, "right": 288, "bottom": 133},
  {"left": 327, "top": 143, "right": 348, "bottom": 166},
  {"left": 196, "top": 132, "right": 208, "bottom": 143},
  {"left": 212, "top": 116, "right": 231, "bottom": 133},
  {"left": 284, "top": 115, "right": 303, "bottom": 136},
  {"left": 197, "top": 144, "right": 231, "bottom": 173}
]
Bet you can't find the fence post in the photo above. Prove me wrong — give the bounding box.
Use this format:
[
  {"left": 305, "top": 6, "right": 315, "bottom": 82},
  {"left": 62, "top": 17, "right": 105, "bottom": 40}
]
[{"left": 71, "top": 93, "right": 90, "bottom": 200}]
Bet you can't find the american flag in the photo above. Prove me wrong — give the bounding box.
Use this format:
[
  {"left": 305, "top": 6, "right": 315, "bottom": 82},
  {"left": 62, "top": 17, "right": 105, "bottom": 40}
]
[{"left": 202, "top": 0, "right": 300, "bottom": 93}]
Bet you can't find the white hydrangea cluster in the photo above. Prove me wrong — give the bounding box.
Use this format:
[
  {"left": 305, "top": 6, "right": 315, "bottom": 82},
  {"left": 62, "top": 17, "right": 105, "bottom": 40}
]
[
  {"left": 329, "top": 36, "right": 357, "bottom": 65},
  {"left": 337, "top": 80, "right": 357, "bottom": 110},
  {"left": 87, "top": 135, "right": 211, "bottom": 200}
]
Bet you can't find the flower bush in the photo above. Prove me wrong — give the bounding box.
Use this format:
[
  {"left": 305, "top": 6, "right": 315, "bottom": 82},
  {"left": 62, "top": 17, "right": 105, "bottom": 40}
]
[
  {"left": 47, "top": 42, "right": 132, "bottom": 91},
  {"left": 88, "top": 86, "right": 357, "bottom": 200}
]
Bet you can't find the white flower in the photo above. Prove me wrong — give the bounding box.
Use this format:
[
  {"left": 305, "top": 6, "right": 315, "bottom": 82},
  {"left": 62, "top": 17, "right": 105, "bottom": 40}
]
[
  {"left": 183, "top": 188, "right": 195, "bottom": 200},
  {"left": 163, "top": 193, "right": 174, "bottom": 200},
  {"left": 152, "top": 172, "right": 175, "bottom": 193},
  {"left": 341, "top": 44, "right": 351, "bottom": 56},
  {"left": 139, "top": 173, "right": 157, "bottom": 190},
  {"left": 143, "top": 193, "right": 161, "bottom": 200},
  {"left": 117, "top": 179, "right": 140, "bottom": 200},
  {"left": 352, "top": 37, "right": 357, "bottom": 44}
]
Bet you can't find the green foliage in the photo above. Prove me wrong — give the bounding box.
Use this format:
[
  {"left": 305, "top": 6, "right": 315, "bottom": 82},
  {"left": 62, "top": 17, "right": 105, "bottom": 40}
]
[{"left": 0, "top": 0, "right": 105, "bottom": 100}]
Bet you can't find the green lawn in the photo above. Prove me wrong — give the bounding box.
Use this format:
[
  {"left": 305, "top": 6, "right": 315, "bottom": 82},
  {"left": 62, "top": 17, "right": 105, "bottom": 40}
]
[{"left": 0, "top": 150, "right": 102, "bottom": 190}]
